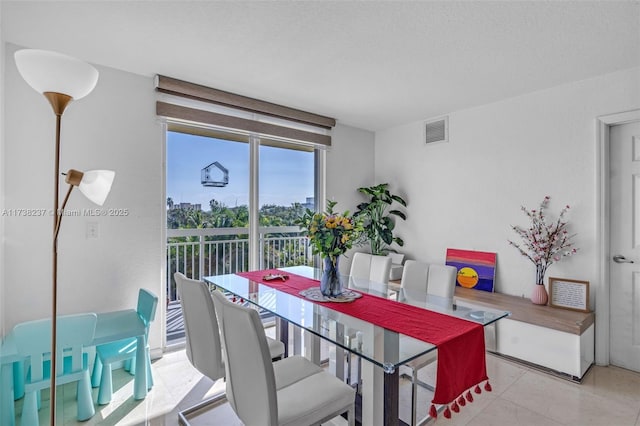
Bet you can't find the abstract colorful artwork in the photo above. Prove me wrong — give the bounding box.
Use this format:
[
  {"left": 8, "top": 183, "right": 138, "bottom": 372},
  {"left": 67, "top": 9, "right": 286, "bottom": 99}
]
[{"left": 445, "top": 248, "right": 497, "bottom": 292}]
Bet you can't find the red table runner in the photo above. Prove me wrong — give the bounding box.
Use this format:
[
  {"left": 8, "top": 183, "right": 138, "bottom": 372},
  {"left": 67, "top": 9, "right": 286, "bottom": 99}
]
[{"left": 237, "top": 269, "right": 491, "bottom": 418}]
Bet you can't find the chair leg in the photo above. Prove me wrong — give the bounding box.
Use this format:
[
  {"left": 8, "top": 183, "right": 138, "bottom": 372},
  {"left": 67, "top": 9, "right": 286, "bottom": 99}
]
[
  {"left": 411, "top": 367, "right": 418, "bottom": 426},
  {"left": 346, "top": 351, "right": 353, "bottom": 385},
  {"left": 21, "top": 390, "right": 39, "bottom": 426},
  {"left": 146, "top": 346, "right": 153, "bottom": 389},
  {"left": 347, "top": 404, "right": 356, "bottom": 426},
  {"left": 178, "top": 392, "right": 227, "bottom": 425},
  {"left": 133, "top": 336, "right": 148, "bottom": 400},
  {"left": 97, "top": 362, "right": 113, "bottom": 405},
  {"left": 356, "top": 357, "right": 363, "bottom": 394},
  {"left": 76, "top": 370, "right": 96, "bottom": 421},
  {"left": 91, "top": 354, "right": 103, "bottom": 388},
  {"left": 1, "top": 363, "right": 16, "bottom": 426},
  {"left": 129, "top": 354, "right": 136, "bottom": 375},
  {"left": 12, "top": 361, "right": 25, "bottom": 400},
  {"left": 124, "top": 358, "right": 132, "bottom": 373}
]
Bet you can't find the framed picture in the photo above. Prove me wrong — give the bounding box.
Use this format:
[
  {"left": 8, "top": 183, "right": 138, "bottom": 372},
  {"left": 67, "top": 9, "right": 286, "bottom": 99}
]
[
  {"left": 445, "top": 248, "right": 497, "bottom": 292},
  {"left": 548, "top": 277, "right": 590, "bottom": 312}
]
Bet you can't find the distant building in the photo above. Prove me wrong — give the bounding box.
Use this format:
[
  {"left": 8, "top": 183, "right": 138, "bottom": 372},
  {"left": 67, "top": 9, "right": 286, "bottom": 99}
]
[
  {"left": 173, "top": 202, "right": 201, "bottom": 211},
  {"left": 302, "top": 197, "right": 315, "bottom": 210}
]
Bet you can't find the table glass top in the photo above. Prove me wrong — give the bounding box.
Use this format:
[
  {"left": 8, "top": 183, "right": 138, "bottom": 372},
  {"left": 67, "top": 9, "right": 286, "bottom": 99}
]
[{"left": 204, "top": 266, "right": 509, "bottom": 371}]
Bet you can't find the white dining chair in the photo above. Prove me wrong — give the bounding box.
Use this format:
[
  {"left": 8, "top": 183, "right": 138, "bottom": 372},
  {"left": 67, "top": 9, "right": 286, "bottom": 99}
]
[
  {"left": 350, "top": 252, "right": 391, "bottom": 284},
  {"left": 401, "top": 263, "right": 457, "bottom": 426},
  {"left": 399, "top": 260, "right": 429, "bottom": 303},
  {"left": 349, "top": 252, "right": 372, "bottom": 280},
  {"left": 211, "top": 289, "right": 356, "bottom": 426},
  {"left": 347, "top": 252, "right": 392, "bottom": 385},
  {"left": 371, "top": 254, "right": 392, "bottom": 284},
  {"left": 174, "top": 273, "right": 285, "bottom": 424},
  {"left": 427, "top": 264, "right": 457, "bottom": 299},
  {"left": 346, "top": 252, "right": 391, "bottom": 390}
]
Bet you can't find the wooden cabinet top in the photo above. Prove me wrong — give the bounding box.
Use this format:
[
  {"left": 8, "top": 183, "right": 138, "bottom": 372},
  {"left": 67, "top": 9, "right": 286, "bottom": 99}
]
[{"left": 454, "top": 287, "right": 594, "bottom": 335}]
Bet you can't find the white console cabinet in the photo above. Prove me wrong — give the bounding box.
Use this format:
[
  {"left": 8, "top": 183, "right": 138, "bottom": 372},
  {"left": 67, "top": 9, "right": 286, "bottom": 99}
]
[{"left": 454, "top": 287, "right": 595, "bottom": 381}]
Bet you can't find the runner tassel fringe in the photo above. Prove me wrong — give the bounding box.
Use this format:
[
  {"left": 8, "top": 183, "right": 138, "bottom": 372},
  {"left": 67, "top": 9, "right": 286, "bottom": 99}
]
[
  {"left": 429, "top": 380, "right": 492, "bottom": 420},
  {"left": 429, "top": 404, "right": 438, "bottom": 419},
  {"left": 443, "top": 406, "right": 452, "bottom": 419}
]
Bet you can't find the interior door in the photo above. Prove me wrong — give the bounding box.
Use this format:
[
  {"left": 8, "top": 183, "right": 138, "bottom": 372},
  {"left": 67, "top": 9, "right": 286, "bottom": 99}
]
[{"left": 609, "top": 121, "right": 640, "bottom": 372}]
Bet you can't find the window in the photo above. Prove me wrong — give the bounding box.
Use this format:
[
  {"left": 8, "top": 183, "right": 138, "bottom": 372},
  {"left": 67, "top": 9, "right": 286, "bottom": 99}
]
[
  {"left": 157, "top": 76, "right": 331, "bottom": 344},
  {"left": 165, "top": 126, "right": 319, "bottom": 305},
  {"left": 259, "top": 139, "right": 316, "bottom": 268}
]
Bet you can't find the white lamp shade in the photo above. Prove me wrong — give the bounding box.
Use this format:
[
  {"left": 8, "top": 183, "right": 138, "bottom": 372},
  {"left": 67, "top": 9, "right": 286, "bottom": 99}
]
[
  {"left": 14, "top": 49, "right": 99, "bottom": 100},
  {"left": 78, "top": 170, "right": 115, "bottom": 206}
]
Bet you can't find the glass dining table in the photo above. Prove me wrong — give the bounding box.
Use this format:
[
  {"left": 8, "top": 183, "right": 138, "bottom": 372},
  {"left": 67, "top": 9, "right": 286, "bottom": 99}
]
[{"left": 204, "top": 266, "right": 509, "bottom": 426}]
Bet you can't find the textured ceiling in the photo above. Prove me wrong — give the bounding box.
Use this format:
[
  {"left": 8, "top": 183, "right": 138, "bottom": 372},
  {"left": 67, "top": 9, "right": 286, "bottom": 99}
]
[{"left": 3, "top": 1, "right": 639, "bottom": 131}]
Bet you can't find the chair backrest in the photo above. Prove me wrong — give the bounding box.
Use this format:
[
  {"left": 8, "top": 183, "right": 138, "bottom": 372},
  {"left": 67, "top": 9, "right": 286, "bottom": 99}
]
[
  {"left": 400, "top": 260, "right": 429, "bottom": 293},
  {"left": 175, "top": 272, "right": 225, "bottom": 382},
  {"left": 13, "top": 313, "right": 97, "bottom": 383},
  {"left": 350, "top": 252, "right": 392, "bottom": 284},
  {"left": 427, "top": 264, "right": 457, "bottom": 299},
  {"left": 349, "top": 252, "right": 371, "bottom": 280},
  {"left": 369, "top": 254, "right": 392, "bottom": 284},
  {"left": 136, "top": 289, "right": 158, "bottom": 330},
  {"left": 211, "top": 290, "right": 278, "bottom": 426}
]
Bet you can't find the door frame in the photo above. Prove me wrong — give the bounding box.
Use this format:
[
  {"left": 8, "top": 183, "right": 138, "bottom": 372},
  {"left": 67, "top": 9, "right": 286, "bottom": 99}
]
[{"left": 596, "top": 109, "right": 640, "bottom": 365}]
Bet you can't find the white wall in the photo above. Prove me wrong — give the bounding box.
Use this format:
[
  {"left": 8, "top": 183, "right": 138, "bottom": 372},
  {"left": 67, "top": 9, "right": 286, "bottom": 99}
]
[
  {"left": 326, "top": 123, "right": 375, "bottom": 273},
  {"left": 327, "top": 123, "right": 375, "bottom": 211},
  {"left": 375, "top": 67, "right": 640, "bottom": 307},
  {"left": 0, "top": 8, "right": 6, "bottom": 337},
  {"left": 3, "top": 44, "right": 164, "bottom": 350}
]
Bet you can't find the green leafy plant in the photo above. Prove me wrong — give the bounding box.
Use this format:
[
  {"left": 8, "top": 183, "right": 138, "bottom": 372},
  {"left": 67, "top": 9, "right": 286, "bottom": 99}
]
[{"left": 354, "top": 183, "right": 407, "bottom": 255}]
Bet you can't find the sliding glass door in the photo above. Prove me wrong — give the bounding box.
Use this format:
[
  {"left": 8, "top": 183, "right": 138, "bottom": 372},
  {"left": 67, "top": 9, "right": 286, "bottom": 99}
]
[{"left": 165, "top": 126, "right": 318, "bottom": 344}]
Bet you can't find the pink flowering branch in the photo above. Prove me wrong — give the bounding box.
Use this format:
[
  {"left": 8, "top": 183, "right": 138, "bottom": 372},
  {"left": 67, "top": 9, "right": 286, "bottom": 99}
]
[{"left": 508, "top": 196, "right": 578, "bottom": 285}]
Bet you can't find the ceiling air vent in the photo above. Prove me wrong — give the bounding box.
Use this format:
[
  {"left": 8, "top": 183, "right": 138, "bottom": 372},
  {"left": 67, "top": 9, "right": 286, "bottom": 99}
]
[{"left": 424, "top": 116, "right": 448, "bottom": 144}]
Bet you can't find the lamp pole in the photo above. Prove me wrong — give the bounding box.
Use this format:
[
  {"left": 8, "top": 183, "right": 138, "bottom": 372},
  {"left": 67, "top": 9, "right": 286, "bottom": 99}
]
[{"left": 47, "top": 91, "right": 72, "bottom": 425}]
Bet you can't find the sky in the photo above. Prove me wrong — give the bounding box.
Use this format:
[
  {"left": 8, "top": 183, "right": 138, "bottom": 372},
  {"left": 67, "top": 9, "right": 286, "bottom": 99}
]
[{"left": 166, "top": 131, "right": 315, "bottom": 210}]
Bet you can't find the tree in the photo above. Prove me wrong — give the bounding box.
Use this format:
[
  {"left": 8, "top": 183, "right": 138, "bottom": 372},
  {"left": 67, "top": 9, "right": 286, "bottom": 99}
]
[
  {"left": 167, "top": 200, "right": 310, "bottom": 230},
  {"left": 209, "top": 198, "right": 226, "bottom": 213}
]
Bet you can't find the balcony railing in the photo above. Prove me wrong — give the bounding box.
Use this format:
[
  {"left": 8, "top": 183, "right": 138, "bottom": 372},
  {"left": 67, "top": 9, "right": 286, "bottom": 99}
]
[{"left": 166, "top": 226, "right": 313, "bottom": 302}]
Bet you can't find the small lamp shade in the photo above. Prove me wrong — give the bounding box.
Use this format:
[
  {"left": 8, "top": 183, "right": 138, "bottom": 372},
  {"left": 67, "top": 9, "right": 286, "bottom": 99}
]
[
  {"left": 78, "top": 170, "right": 115, "bottom": 206},
  {"left": 14, "top": 49, "right": 99, "bottom": 100}
]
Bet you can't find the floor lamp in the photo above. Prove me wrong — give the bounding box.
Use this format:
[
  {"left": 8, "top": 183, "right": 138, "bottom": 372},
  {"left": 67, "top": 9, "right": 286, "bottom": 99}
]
[{"left": 14, "top": 49, "right": 115, "bottom": 424}]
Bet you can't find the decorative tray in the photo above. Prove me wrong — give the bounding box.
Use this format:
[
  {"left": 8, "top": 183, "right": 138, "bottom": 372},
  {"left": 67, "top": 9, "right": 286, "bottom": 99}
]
[
  {"left": 299, "top": 287, "right": 362, "bottom": 303},
  {"left": 263, "top": 273, "right": 289, "bottom": 281}
]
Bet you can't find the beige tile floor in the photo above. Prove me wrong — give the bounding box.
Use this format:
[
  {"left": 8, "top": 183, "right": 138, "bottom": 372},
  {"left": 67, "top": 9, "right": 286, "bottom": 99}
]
[{"left": 12, "top": 346, "right": 640, "bottom": 426}]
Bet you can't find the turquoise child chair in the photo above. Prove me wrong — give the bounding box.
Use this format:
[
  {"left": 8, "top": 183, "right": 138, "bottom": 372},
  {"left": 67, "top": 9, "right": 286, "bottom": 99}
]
[
  {"left": 13, "top": 313, "right": 97, "bottom": 425},
  {"left": 91, "top": 289, "right": 158, "bottom": 405}
]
